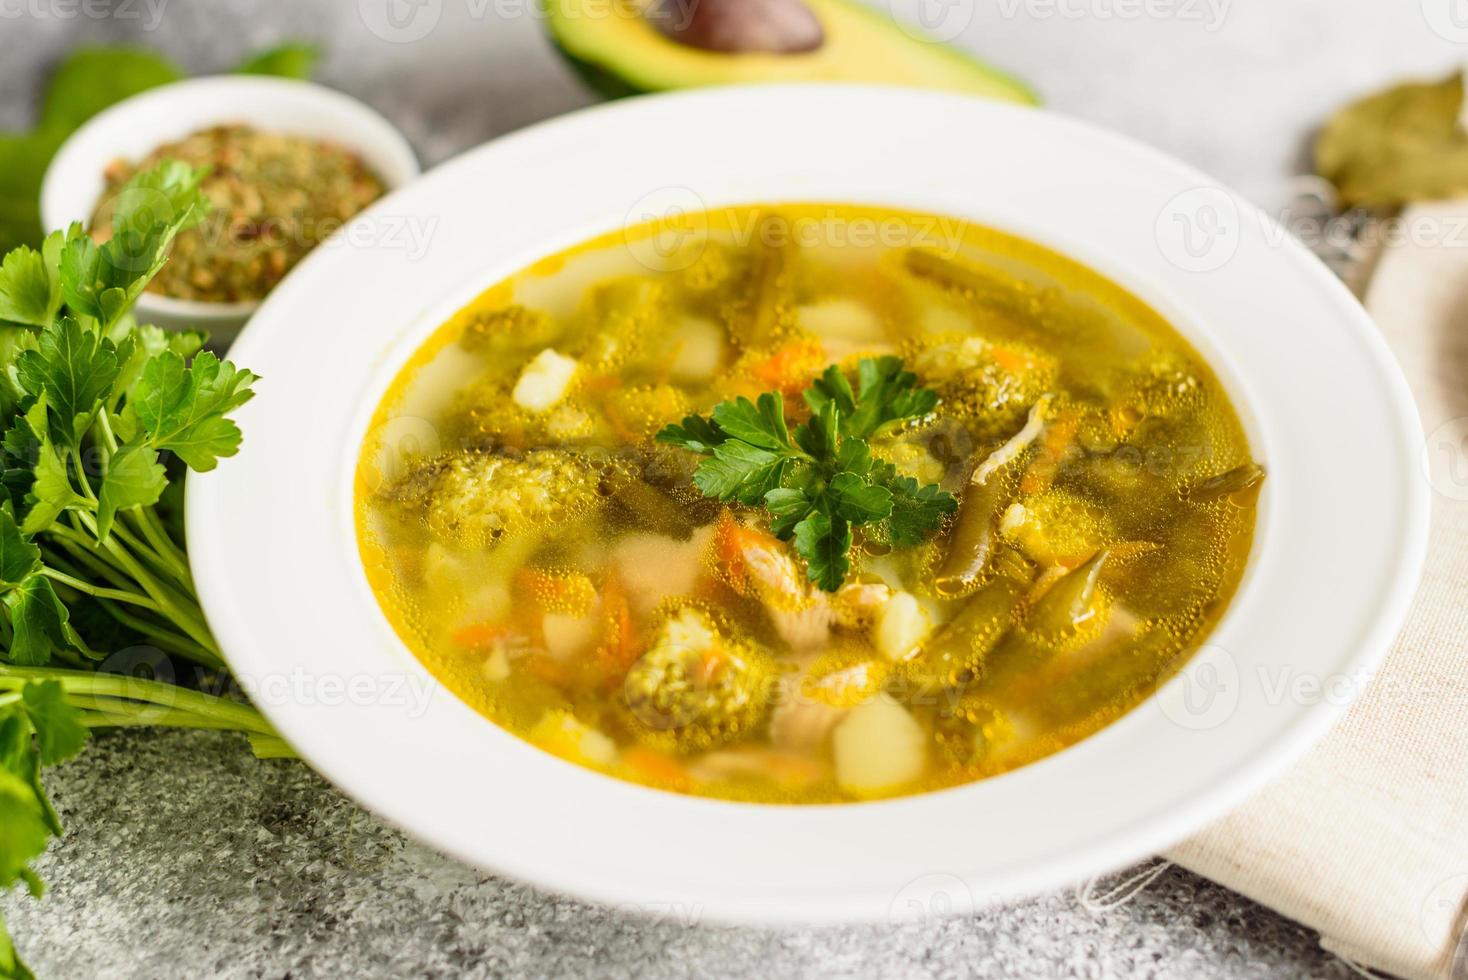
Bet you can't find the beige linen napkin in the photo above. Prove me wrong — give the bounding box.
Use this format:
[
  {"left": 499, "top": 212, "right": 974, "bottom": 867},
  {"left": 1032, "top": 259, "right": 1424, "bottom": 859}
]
[{"left": 1167, "top": 200, "right": 1468, "bottom": 980}]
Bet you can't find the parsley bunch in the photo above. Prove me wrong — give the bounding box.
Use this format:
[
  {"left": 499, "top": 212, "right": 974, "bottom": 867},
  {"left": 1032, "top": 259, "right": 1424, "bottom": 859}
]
[
  {"left": 658, "top": 357, "right": 958, "bottom": 591},
  {"left": 0, "top": 161, "right": 277, "bottom": 977}
]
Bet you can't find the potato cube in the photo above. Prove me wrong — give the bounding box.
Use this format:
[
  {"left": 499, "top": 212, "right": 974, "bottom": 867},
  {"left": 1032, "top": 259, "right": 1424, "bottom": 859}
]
[
  {"left": 833, "top": 698, "right": 928, "bottom": 796},
  {"left": 512, "top": 348, "right": 578, "bottom": 412},
  {"left": 873, "top": 590, "right": 931, "bottom": 661}
]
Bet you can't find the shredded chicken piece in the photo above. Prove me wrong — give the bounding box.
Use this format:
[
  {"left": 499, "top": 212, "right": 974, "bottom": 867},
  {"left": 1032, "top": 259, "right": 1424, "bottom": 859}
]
[{"left": 970, "top": 395, "right": 1052, "bottom": 486}]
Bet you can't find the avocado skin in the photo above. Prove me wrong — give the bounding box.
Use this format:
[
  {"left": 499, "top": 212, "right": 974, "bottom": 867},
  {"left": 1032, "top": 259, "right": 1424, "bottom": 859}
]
[
  {"left": 542, "top": 1, "right": 1040, "bottom": 106},
  {"left": 552, "top": 41, "right": 1041, "bottom": 106},
  {"left": 551, "top": 42, "right": 648, "bottom": 101}
]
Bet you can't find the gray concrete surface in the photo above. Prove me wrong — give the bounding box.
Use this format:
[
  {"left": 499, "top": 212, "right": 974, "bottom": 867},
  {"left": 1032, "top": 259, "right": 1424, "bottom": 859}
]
[
  {"left": 11, "top": 729, "right": 1351, "bottom": 979},
  {"left": 2, "top": 0, "right": 1452, "bottom": 975}
]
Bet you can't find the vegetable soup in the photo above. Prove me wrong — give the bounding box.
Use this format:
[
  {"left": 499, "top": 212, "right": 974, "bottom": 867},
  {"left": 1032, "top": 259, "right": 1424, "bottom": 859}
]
[{"left": 355, "top": 205, "right": 1261, "bottom": 804}]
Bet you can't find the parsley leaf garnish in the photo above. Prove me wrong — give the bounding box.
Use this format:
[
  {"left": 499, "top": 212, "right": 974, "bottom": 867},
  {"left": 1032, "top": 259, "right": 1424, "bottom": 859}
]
[
  {"left": 806, "top": 356, "right": 939, "bottom": 440},
  {"left": 882, "top": 470, "right": 963, "bottom": 547},
  {"left": 657, "top": 357, "right": 956, "bottom": 591}
]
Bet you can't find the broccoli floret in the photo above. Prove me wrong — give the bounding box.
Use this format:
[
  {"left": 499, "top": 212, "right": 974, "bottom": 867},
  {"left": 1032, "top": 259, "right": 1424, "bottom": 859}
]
[
  {"left": 907, "top": 335, "right": 1057, "bottom": 440},
  {"left": 458, "top": 304, "right": 562, "bottom": 355},
  {"left": 1100, "top": 349, "right": 1207, "bottom": 438},
  {"left": 680, "top": 242, "right": 733, "bottom": 291},
  {"left": 603, "top": 383, "right": 691, "bottom": 444},
  {"left": 578, "top": 277, "right": 668, "bottom": 371},
  {"left": 382, "top": 448, "right": 606, "bottom": 546},
  {"left": 999, "top": 489, "right": 1113, "bottom": 566},
  {"left": 621, "top": 607, "right": 775, "bottom": 753},
  {"left": 451, "top": 377, "right": 607, "bottom": 450}
]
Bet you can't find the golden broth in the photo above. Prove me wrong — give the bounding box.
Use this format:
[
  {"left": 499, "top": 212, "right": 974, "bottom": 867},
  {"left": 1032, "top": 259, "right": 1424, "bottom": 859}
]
[{"left": 355, "top": 204, "right": 1260, "bottom": 804}]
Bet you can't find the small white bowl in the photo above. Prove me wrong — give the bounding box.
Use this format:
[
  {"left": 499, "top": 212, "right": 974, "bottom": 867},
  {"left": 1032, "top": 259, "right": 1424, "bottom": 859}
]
[
  {"left": 188, "top": 86, "right": 1429, "bottom": 925},
  {"left": 41, "top": 76, "right": 420, "bottom": 342}
]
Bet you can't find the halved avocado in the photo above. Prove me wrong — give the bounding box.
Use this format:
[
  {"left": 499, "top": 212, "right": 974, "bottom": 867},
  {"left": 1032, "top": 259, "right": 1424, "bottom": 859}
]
[{"left": 545, "top": 0, "right": 1039, "bottom": 105}]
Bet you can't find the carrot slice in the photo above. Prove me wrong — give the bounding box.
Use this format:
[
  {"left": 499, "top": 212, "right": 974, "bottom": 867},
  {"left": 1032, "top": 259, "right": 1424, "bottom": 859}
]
[
  {"left": 594, "top": 578, "right": 643, "bottom": 685},
  {"left": 526, "top": 653, "right": 574, "bottom": 689},
  {"left": 514, "top": 568, "right": 596, "bottom": 615},
  {"left": 451, "top": 623, "right": 511, "bottom": 650},
  {"left": 990, "top": 345, "right": 1036, "bottom": 374},
  {"left": 1020, "top": 409, "right": 1080, "bottom": 495},
  {"left": 751, "top": 339, "right": 824, "bottom": 393},
  {"left": 622, "top": 748, "right": 691, "bottom": 790},
  {"left": 713, "top": 509, "right": 749, "bottom": 591}
]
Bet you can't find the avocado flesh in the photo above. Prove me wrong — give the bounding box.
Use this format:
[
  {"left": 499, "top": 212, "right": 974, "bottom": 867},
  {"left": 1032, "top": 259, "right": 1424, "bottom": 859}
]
[{"left": 545, "top": 0, "right": 1039, "bottom": 104}]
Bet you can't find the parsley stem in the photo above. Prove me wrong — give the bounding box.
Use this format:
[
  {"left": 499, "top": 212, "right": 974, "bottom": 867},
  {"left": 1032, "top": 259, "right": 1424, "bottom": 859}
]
[
  {"left": 45, "top": 536, "right": 135, "bottom": 594},
  {"left": 68, "top": 445, "right": 98, "bottom": 505},
  {"left": 75, "top": 709, "right": 211, "bottom": 730},
  {"left": 104, "top": 519, "right": 193, "bottom": 595},
  {"left": 129, "top": 507, "right": 190, "bottom": 584},
  {"left": 94, "top": 602, "right": 214, "bottom": 663},
  {"left": 94, "top": 407, "right": 120, "bottom": 454},
  {"left": 46, "top": 525, "right": 223, "bottom": 668},
  {"left": 46, "top": 645, "right": 88, "bottom": 669},
  {"left": 247, "top": 735, "right": 296, "bottom": 759},
  {"left": 0, "top": 666, "right": 272, "bottom": 735},
  {"left": 74, "top": 705, "right": 258, "bottom": 732},
  {"left": 69, "top": 513, "right": 219, "bottom": 661},
  {"left": 40, "top": 548, "right": 210, "bottom": 663},
  {"left": 39, "top": 568, "right": 161, "bottom": 613},
  {"left": 75, "top": 710, "right": 237, "bottom": 731}
]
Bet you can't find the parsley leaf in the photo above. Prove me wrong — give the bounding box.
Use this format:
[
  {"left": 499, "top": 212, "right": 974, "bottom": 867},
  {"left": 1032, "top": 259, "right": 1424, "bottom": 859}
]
[
  {"left": 803, "top": 364, "right": 856, "bottom": 420},
  {"left": 16, "top": 318, "right": 119, "bottom": 445},
  {"left": 111, "top": 323, "right": 206, "bottom": 408},
  {"left": 793, "top": 510, "right": 852, "bottom": 592},
  {"left": 60, "top": 162, "right": 209, "bottom": 328},
  {"left": 0, "top": 679, "right": 89, "bottom": 977},
  {"left": 38, "top": 48, "right": 184, "bottom": 134},
  {"left": 0, "top": 510, "right": 39, "bottom": 590},
  {"left": 656, "top": 413, "right": 725, "bottom": 455},
  {"left": 123, "top": 350, "right": 258, "bottom": 471},
  {"left": 658, "top": 356, "right": 956, "bottom": 591},
  {"left": 0, "top": 248, "right": 54, "bottom": 329},
  {"left": 0, "top": 427, "right": 35, "bottom": 517},
  {"left": 693, "top": 441, "right": 788, "bottom": 504},
  {"left": 710, "top": 392, "right": 790, "bottom": 450},
  {"left": 96, "top": 442, "right": 166, "bottom": 540},
  {"left": 829, "top": 472, "right": 893, "bottom": 523},
  {"left": 806, "top": 355, "right": 937, "bottom": 440},
  {"left": 21, "top": 426, "right": 86, "bottom": 536},
  {"left": 794, "top": 399, "right": 840, "bottom": 460},
  {"left": 19, "top": 682, "right": 87, "bottom": 766},
  {"left": 0, "top": 765, "right": 51, "bottom": 897},
  {"left": 881, "top": 474, "right": 961, "bottom": 547},
  {"left": 3, "top": 578, "right": 69, "bottom": 667},
  {"left": 764, "top": 487, "right": 814, "bottom": 538},
  {"left": 235, "top": 42, "right": 321, "bottom": 79}
]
